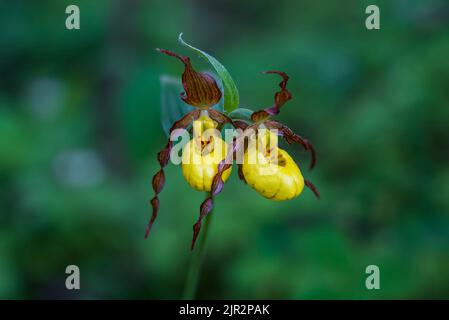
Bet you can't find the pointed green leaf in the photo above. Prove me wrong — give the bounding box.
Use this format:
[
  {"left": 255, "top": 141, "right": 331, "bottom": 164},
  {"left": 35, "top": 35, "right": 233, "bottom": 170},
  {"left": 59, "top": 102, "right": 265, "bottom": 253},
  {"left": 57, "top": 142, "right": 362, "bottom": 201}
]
[
  {"left": 178, "top": 33, "right": 239, "bottom": 114},
  {"left": 159, "top": 75, "right": 193, "bottom": 136}
]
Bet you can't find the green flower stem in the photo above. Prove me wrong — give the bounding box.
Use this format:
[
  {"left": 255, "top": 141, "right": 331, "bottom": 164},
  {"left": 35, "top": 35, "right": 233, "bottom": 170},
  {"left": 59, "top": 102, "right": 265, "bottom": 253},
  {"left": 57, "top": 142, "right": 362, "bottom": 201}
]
[{"left": 182, "top": 206, "right": 213, "bottom": 300}]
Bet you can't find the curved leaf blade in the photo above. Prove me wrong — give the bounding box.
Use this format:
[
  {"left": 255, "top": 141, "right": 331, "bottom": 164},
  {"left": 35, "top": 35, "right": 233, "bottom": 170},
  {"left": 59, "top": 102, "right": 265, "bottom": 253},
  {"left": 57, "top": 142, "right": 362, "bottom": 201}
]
[{"left": 159, "top": 75, "right": 193, "bottom": 136}]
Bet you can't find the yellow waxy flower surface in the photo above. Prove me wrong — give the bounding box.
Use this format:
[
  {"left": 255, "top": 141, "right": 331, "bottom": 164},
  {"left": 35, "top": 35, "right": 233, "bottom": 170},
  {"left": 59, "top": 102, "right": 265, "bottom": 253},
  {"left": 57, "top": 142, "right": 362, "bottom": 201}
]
[
  {"left": 242, "top": 147, "right": 304, "bottom": 201},
  {"left": 181, "top": 114, "right": 232, "bottom": 191}
]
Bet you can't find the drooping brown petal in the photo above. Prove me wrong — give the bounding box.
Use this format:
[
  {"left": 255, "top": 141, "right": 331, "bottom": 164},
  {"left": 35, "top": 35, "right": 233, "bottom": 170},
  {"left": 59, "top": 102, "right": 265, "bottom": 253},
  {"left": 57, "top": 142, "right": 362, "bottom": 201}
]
[
  {"left": 170, "top": 109, "right": 201, "bottom": 131},
  {"left": 237, "top": 164, "right": 246, "bottom": 183},
  {"left": 291, "top": 135, "right": 316, "bottom": 170},
  {"left": 157, "top": 48, "right": 222, "bottom": 108},
  {"left": 146, "top": 196, "right": 160, "bottom": 235},
  {"left": 233, "top": 120, "right": 249, "bottom": 130},
  {"left": 152, "top": 170, "right": 165, "bottom": 193},
  {"left": 208, "top": 109, "right": 235, "bottom": 127},
  {"left": 251, "top": 71, "right": 292, "bottom": 122},
  {"left": 191, "top": 196, "right": 213, "bottom": 250},
  {"left": 191, "top": 169, "right": 225, "bottom": 250},
  {"left": 145, "top": 110, "right": 200, "bottom": 239},
  {"left": 305, "top": 179, "right": 320, "bottom": 199},
  {"left": 191, "top": 127, "right": 254, "bottom": 250},
  {"left": 145, "top": 141, "right": 172, "bottom": 238},
  {"left": 211, "top": 172, "right": 225, "bottom": 196},
  {"left": 265, "top": 120, "right": 316, "bottom": 170}
]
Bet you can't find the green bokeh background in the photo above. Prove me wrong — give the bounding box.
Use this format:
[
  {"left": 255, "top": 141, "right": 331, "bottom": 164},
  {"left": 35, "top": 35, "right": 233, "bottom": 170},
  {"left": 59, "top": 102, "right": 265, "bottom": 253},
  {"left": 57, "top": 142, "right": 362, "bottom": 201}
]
[{"left": 1, "top": 0, "right": 448, "bottom": 299}]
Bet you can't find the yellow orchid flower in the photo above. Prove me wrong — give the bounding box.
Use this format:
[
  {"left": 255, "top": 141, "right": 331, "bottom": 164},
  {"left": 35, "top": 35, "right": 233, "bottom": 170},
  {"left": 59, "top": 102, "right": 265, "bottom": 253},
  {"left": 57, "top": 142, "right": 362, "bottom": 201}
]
[{"left": 182, "top": 113, "right": 232, "bottom": 191}]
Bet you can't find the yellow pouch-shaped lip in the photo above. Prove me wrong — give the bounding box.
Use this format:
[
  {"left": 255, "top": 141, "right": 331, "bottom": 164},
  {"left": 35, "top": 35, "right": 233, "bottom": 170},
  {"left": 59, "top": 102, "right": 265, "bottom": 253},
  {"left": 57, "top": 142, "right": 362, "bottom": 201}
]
[
  {"left": 242, "top": 147, "right": 304, "bottom": 201},
  {"left": 182, "top": 136, "right": 232, "bottom": 192}
]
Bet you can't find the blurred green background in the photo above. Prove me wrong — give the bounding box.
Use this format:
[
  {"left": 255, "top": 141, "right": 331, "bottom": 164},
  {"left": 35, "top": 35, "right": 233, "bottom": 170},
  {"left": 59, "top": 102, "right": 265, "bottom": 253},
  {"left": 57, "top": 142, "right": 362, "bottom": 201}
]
[{"left": 1, "top": 0, "right": 448, "bottom": 299}]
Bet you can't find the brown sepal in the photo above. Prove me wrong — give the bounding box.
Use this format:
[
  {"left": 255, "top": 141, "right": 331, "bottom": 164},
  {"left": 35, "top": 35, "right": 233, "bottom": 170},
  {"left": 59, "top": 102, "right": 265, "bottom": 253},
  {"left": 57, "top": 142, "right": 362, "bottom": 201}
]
[{"left": 157, "top": 48, "right": 222, "bottom": 108}]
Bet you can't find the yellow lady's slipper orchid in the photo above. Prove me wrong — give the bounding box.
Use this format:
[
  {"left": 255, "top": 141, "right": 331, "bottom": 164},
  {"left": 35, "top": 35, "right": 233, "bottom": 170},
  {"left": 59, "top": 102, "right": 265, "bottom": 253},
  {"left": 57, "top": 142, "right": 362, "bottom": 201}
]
[{"left": 148, "top": 41, "right": 319, "bottom": 251}]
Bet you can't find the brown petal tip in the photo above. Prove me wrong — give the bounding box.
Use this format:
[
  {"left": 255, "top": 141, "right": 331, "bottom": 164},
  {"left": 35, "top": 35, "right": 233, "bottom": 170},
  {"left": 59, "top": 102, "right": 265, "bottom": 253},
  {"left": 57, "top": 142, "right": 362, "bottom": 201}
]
[
  {"left": 145, "top": 196, "right": 160, "bottom": 238},
  {"left": 304, "top": 180, "right": 320, "bottom": 199}
]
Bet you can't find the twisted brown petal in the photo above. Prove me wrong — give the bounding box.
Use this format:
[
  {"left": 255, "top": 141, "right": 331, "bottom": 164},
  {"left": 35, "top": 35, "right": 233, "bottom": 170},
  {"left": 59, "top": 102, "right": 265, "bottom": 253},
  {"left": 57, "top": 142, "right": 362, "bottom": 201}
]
[
  {"left": 171, "top": 109, "right": 201, "bottom": 131},
  {"left": 145, "top": 110, "right": 200, "bottom": 238},
  {"left": 305, "top": 179, "right": 320, "bottom": 199},
  {"left": 145, "top": 141, "right": 172, "bottom": 238},
  {"left": 191, "top": 127, "right": 255, "bottom": 250},
  {"left": 208, "top": 109, "right": 235, "bottom": 127},
  {"left": 237, "top": 164, "right": 246, "bottom": 183},
  {"left": 265, "top": 120, "right": 316, "bottom": 170},
  {"left": 263, "top": 121, "right": 319, "bottom": 198},
  {"left": 233, "top": 120, "right": 249, "bottom": 130},
  {"left": 191, "top": 196, "right": 213, "bottom": 250},
  {"left": 157, "top": 48, "right": 222, "bottom": 108},
  {"left": 191, "top": 163, "right": 231, "bottom": 249},
  {"left": 152, "top": 170, "right": 165, "bottom": 193},
  {"left": 211, "top": 172, "right": 225, "bottom": 196},
  {"left": 251, "top": 71, "right": 292, "bottom": 122}
]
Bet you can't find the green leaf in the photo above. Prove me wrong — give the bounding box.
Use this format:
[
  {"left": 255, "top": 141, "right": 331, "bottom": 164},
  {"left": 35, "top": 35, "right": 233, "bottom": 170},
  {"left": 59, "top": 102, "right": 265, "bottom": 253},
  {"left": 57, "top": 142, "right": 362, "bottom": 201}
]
[
  {"left": 159, "top": 75, "right": 193, "bottom": 137},
  {"left": 228, "top": 108, "right": 254, "bottom": 121},
  {"left": 178, "top": 33, "right": 239, "bottom": 114}
]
